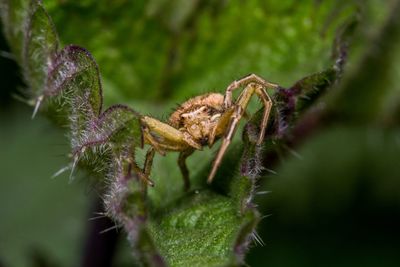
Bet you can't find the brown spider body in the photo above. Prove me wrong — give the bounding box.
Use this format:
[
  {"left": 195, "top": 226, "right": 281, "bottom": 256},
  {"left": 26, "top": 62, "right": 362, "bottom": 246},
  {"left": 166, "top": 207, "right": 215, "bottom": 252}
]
[
  {"left": 138, "top": 74, "right": 279, "bottom": 190},
  {"left": 169, "top": 93, "right": 225, "bottom": 146}
]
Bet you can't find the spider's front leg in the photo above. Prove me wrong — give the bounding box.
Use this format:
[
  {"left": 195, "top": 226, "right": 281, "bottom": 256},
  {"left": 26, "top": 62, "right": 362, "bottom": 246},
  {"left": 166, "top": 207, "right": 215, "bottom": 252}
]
[
  {"left": 139, "top": 116, "right": 201, "bottom": 190},
  {"left": 129, "top": 147, "right": 156, "bottom": 187},
  {"left": 141, "top": 116, "right": 202, "bottom": 151},
  {"left": 224, "top": 73, "right": 278, "bottom": 109},
  {"left": 224, "top": 74, "right": 278, "bottom": 144},
  {"left": 208, "top": 81, "right": 274, "bottom": 183}
]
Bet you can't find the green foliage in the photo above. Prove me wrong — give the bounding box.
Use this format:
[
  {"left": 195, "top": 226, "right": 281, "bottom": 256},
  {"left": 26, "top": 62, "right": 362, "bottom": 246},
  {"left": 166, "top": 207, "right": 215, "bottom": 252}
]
[
  {"left": 44, "top": 0, "right": 357, "bottom": 104},
  {"left": 1, "top": 1, "right": 275, "bottom": 265},
  {"left": 2, "top": 0, "right": 399, "bottom": 266},
  {"left": 148, "top": 190, "right": 258, "bottom": 267}
]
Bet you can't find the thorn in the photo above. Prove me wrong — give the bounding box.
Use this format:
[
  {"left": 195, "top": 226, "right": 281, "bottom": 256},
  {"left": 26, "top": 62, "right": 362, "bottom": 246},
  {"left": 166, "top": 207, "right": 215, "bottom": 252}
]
[
  {"left": 69, "top": 156, "right": 79, "bottom": 183},
  {"left": 51, "top": 165, "right": 71, "bottom": 179},
  {"left": 32, "top": 95, "right": 44, "bottom": 119},
  {"left": 283, "top": 144, "right": 303, "bottom": 160},
  {"left": 289, "top": 149, "right": 303, "bottom": 160},
  {"left": 99, "top": 225, "right": 119, "bottom": 234},
  {"left": 0, "top": 50, "right": 15, "bottom": 60},
  {"left": 89, "top": 215, "right": 107, "bottom": 221},
  {"left": 256, "top": 190, "right": 271, "bottom": 195},
  {"left": 265, "top": 168, "right": 277, "bottom": 175},
  {"left": 12, "top": 93, "right": 30, "bottom": 104},
  {"left": 252, "top": 231, "right": 265, "bottom": 246},
  {"left": 261, "top": 214, "right": 272, "bottom": 220}
]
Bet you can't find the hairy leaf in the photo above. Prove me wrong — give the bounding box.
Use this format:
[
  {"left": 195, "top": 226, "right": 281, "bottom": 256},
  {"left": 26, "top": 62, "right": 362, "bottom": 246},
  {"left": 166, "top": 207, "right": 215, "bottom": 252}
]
[
  {"left": 0, "top": 0, "right": 368, "bottom": 266},
  {"left": 0, "top": 1, "right": 266, "bottom": 266}
]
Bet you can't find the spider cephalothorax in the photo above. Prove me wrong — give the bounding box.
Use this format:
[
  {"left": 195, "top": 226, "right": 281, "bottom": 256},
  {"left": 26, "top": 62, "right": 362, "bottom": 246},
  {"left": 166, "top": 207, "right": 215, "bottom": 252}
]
[
  {"left": 170, "top": 93, "right": 224, "bottom": 146},
  {"left": 137, "top": 74, "right": 278, "bottom": 190}
]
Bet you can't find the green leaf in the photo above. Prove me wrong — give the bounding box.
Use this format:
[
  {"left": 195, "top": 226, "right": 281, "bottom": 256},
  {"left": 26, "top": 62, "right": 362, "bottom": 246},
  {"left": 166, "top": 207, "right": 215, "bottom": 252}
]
[
  {"left": 148, "top": 190, "right": 258, "bottom": 267},
  {"left": 1, "top": 0, "right": 370, "bottom": 266},
  {"left": 0, "top": 0, "right": 31, "bottom": 63},
  {"left": 143, "top": 143, "right": 260, "bottom": 266},
  {"left": 44, "top": 0, "right": 358, "bottom": 104},
  {"left": 1, "top": 1, "right": 263, "bottom": 265},
  {"left": 24, "top": 1, "right": 59, "bottom": 97},
  {"left": 1, "top": 0, "right": 59, "bottom": 97}
]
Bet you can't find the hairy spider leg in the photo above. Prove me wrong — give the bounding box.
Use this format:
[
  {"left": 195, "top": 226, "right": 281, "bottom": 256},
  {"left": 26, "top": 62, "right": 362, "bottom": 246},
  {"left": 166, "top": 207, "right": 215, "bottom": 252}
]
[
  {"left": 140, "top": 116, "right": 202, "bottom": 188},
  {"left": 129, "top": 154, "right": 155, "bottom": 187},
  {"left": 178, "top": 149, "right": 195, "bottom": 191},
  {"left": 254, "top": 86, "right": 273, "bottom": 145},
  {"left": 224, "top": 74, "right": 277, "bottom": 144},
  {"left": 207, "top": 105, "right": 242, "bottom": 183},
  {"left": 224, "top": 73, "right": 278, "bottom": 109},
  {"left": 207, "top": 82, "right": 273, "bottom": 183},
  {"left": 143, "top": 148, "right": 155, "bottom": 177}
]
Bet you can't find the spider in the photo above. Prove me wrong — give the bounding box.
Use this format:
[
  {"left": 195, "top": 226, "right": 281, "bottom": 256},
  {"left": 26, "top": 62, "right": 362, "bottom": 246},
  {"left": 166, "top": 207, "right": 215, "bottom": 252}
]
[{"left": 135, "top": 74, "right": 279, "bottom": 190}]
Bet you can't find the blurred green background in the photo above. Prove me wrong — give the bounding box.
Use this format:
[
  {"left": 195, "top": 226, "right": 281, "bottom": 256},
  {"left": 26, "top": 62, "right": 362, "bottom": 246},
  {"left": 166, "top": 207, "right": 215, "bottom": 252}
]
[{"left": 1, "top": 0, "right": 399, "bottom": 266}]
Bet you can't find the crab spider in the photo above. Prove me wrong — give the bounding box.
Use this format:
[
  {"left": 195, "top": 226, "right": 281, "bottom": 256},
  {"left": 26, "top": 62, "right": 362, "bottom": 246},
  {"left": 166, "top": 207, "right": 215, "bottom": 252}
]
[{"left": 139, "top": 74, "right": 279, "bottom": 190}]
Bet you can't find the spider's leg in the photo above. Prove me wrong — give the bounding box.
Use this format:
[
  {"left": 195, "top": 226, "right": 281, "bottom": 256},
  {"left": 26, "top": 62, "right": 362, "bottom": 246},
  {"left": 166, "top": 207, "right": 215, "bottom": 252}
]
[
  {"left": 208, "top": 107, "right": 235, "bottom": 147},
  {"left": 234, "top": 82, "right": 273, "bottom": 145},
  {"left": 208, "top": 82, "right": 273, "bottom": 183},
  {"left": 207, "top": 105, "right": 243, "bottom": 183},
  {"left": 254, "top": 85, "right": 273, "bottom": 145},
  {"left": 224, "top": 73, "right": 278, "bottom": 108},
  {"left": 141, "top": 116, "right": 202, "bottom": 151},
  {"left": 182, "top": 132, "right": 202, "bottom": 150},
  {"left": 209, "top": 106, "right": 254, "bottom": 146},
  {"left": 208, "top": 84, "right": 257, "bottom": 182},
  {"left": 130, "top": 156, "right": 155, "bottom": 187},
  {"left": 178, "top": 149, "right": 195, "bottom": 191},
  {"left": 142, "top": 126, "right": 166, "bottom": 156},
  {"left": 144, "top": 147, "right": 155, "bottom": 177}
]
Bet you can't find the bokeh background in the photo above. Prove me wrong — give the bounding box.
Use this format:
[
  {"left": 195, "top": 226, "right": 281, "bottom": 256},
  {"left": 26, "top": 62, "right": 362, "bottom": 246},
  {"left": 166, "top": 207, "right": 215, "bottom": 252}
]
[{"left": 1, "top": 0, "right": 399, "bottom": 266}]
